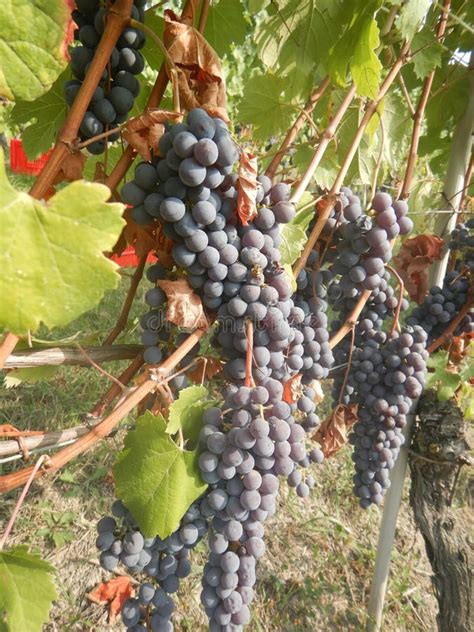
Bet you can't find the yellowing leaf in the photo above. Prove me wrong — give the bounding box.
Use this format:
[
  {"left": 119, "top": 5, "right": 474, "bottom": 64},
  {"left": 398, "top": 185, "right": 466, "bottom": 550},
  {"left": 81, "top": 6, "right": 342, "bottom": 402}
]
[
  {"left": 0, "top": 152, "right": 125, "bottom": 334},
  {"left": 351, "top": 17, "right": 381, "bottom": 99},
  {"left": 0, "top": 1, "right": 70, "bottom": 101}
]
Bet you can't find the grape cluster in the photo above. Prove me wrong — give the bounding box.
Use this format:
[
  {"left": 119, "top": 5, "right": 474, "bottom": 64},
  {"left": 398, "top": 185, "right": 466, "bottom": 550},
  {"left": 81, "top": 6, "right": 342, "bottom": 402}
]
[
  {"left": 407, "top": 271, "right": 473, "bottom": 342},
  {"left": 293, "top": 266, "right": 335, "bottom": 387},
  {"left": 122, "top": 108, "right": 238, "bottom": 230},
  {"left": 325, "top": 188, "right": 412, "bottom": 294},
  {"left": 348, "top": 326, "right": 428, "bottom": 507},
  {"left": 97, "top": 499, "right": 207, "bottom": 631},
  {"left": 139, "top": 262, "right": 170, "bottom": 365},
  {"left": 448, "top": 219, "right": 474, "bottom": 271},
  {"left": 197, "top": 394, "right": 323, "bottom": 629},
  {"left": 66, "top": 0, "right": 146, "bottom": 154}
]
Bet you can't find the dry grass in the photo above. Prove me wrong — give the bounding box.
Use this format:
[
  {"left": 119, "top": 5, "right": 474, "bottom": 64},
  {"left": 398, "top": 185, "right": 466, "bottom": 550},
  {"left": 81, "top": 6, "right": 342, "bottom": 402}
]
[{"left": 0, "top": 279, "right": 441, "bottom": 632}]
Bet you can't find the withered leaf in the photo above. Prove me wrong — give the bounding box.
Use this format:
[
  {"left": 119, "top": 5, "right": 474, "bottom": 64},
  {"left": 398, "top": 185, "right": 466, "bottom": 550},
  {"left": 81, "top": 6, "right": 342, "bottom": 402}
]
[
  {"left": 186, "top": 356, "right": 223, "bottom": 383},
  {"left": 282, "top": 373, "right": 303, "bottom": 404},
  {"left": 157, "top": 278, "right": 208, "bottom": 329},
  {"left": 163, "top": 10, "right": 228, "bottom": 118},
  {"left": 87, "top": 576, "right": 134, "bottom": 624},
  {"left": 52, "top": 152, "right": 87, "bottom": 185},
  {"left": 394, "top": 234, "right": 444, "bottom": 304},
  {"left": 124, "top": 109, "right": 183, "bottom": 161},
  {"left": 313, "top": 404, "right": 358, "bottom": 458},
  {"left": 113, "top": 209, "right": 174, "bottom": 265},
  {"left": 237, "top": 152, "right": 258, "bottom": 225}
]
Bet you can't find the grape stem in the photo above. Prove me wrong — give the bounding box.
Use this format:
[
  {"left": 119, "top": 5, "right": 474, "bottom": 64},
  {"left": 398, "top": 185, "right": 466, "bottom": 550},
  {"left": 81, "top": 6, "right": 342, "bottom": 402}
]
[
  {"left": 337, "top": 326, "right": 356, "bottom": 404},
  {"left": 399, "top": 0, "right": 451, "bottom": 199},
  {"left": 3, "top": 345, "right": 143, "bottom": 369},
  {"left": 292, "top": 40, "right": 411, "bottom": 278},
  {"left": 198, "top": 0, "right": 211, "bottom": 34},
  {"left": 265, "top": 76, "right": 331, "bottom": 180},
  {"left": 75, "top": 125, "right": 126, "bottom": 150},
  {"left": 397, "top": 73, "right": 415, "bottom": 118},
  {"left": 0, "top": 455, "right": 50, "bottom": 550},
  {"left": 385, "top": 265, "right": 404, "bottom": 337},
  {"left": 129, "top": 18, "right": 181, "bottom": 113},
  {"left": 328, "top": 289, "right": 372, "bottom": 350},
  {"left": 103, "top": 252, "right": 149, "bottom": 346},
  {"left": 290, "top": 85, "right": 357, "bottom": 206},
  {"left": 0, "top": 328, "right": 208, "bottom": 494},
  {"left": 244, "top": 320, "right": 255, "bottom": 388},
  {"left": 74, "top": 343, "right": 127, "bottom": 391},
  {"left": 91, "top": 353, "right": 144, "bottom": 418}
]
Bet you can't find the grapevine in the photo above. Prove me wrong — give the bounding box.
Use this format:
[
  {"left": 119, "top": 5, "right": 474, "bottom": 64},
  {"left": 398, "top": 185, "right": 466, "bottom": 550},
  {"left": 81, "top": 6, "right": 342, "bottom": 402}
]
[{"left": 0, "top": 1, "right": 473, "bottom": 632}]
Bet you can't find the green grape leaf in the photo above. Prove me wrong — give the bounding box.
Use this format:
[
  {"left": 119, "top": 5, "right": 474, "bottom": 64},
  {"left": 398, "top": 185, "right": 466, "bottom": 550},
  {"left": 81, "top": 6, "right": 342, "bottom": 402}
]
[
  {"left": 279, "top": 225, "right": 306, "bottom": 266},
  {"left": 351, "top": 17, "right": 381, "bottom": 98},
  {"left": 279, "top": 205, "right": 313, "bottom": 266},
  {"left": 279, "top": 0, "right": 344, "bottom": 76},
  {"left": 142, "top": 10, "right": 164, "bottom": 71},
  {"left": 396, "top": 0, "right": 431, "bottom": 40},
  {"left": 282, "top": 263, "right": 297, "bottom": 293},
  {"left": 248, "top": 0, "right": 270, "bottom": 9},
  {"left": 10, "top": 70, "right": 68, "bottom": 159},
  {"left": 4, "top": 366, "right": 59, "bottom": 388},
  {"left": 255, "top": 0, "right": 301, "bottom": 69},
  {"left": 328, "top": 2, "right": 382, "bottom": 94},
  {"left": 437, "top": 373, "right": 462, "bottom": 401},
  {"left": 458, "top": 382, "right": 474, "bottom": 419},
  {"left": 0, "top": 155, "right": 125, "bottom": 334},
  {"left": 166, "top": 385, "right": 216, "bottom": 448},
  {"left": 411, "top": 29, "right": 443, "bottom": 79},
  {"left": 237, "top": 73, "right": 295, "bottom": 140},
  {"left": 427, "top": 350, "right": 449, "bottom": 371},
  {"left": 205, "top": 0, "right": 249, "bottom": 57},
  {"left": 0, "top": 546, "right": 56, "bottom": 632},
  {"left": 0, "top": 1, "right": 70, "bottom": 101},
  {"left": 114, "top": 411, "right": 208, "bottom": 539}
]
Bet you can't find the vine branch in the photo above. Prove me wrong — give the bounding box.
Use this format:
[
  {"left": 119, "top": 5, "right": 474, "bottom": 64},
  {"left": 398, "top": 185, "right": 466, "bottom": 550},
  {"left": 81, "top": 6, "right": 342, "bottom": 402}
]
[
  {"left": 265, "top": 76, "right": 330, "bottom": 180},
  {"left": 328, "top": 289, "right": 372, "bottom": 349},
  {"left": 427, "top": 290, "right": 473, "bottom": 353},
  {"left": 30, "top": 0, "right": 135, "bottom": 200},
  {"left": 400, "top": 0, "right": 451, "bottom": 199},
  {"left": 103, "top": 252, "right": 149, "bottom": 346},
  {"left": 0, "top": 333, "right": 21, "bottom": 371},
  {"left": 0, "top": 328, "right": 208, "bottom": 494},
  {"left": 292, "top": 40, "right": 411, "bottom": 278},
  {"left": 3, "top": 344, "right": 143, "bottom": 369}
]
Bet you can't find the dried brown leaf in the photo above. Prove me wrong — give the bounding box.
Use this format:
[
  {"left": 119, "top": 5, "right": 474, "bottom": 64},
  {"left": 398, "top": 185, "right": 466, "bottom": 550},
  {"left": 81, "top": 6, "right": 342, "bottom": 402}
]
[
  {"left": 112, "top": 210, "right": 174, "bottom": 267},
  {"left": 237, "top": 152, "right": 258, "bottom": 225},
  {"left": 394, "top": 234, "right": 444, "bottom": 303},
  {"left": 87, "top": 576, "right": 134, "bottom": 624},
  {"left": 186, "top": 356, "right": 223, "bottom": 383},
  {"left": 163, "top": 10, "right": 228, "bottom": 117},
  {"left": 52, "top": 152, "right": 87, "bottom": 185},
  {"left": 282, "top": 374, "right": 303, "bottom": 404},
  {"left": 313, "top": 404, "right": 358, "bottom": 458},
  {"left": 157, "top": 278, "right": 208, "bottom": 329},
  {"left": 124, "top": 109, "right": 183, "bottom": 160}
]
